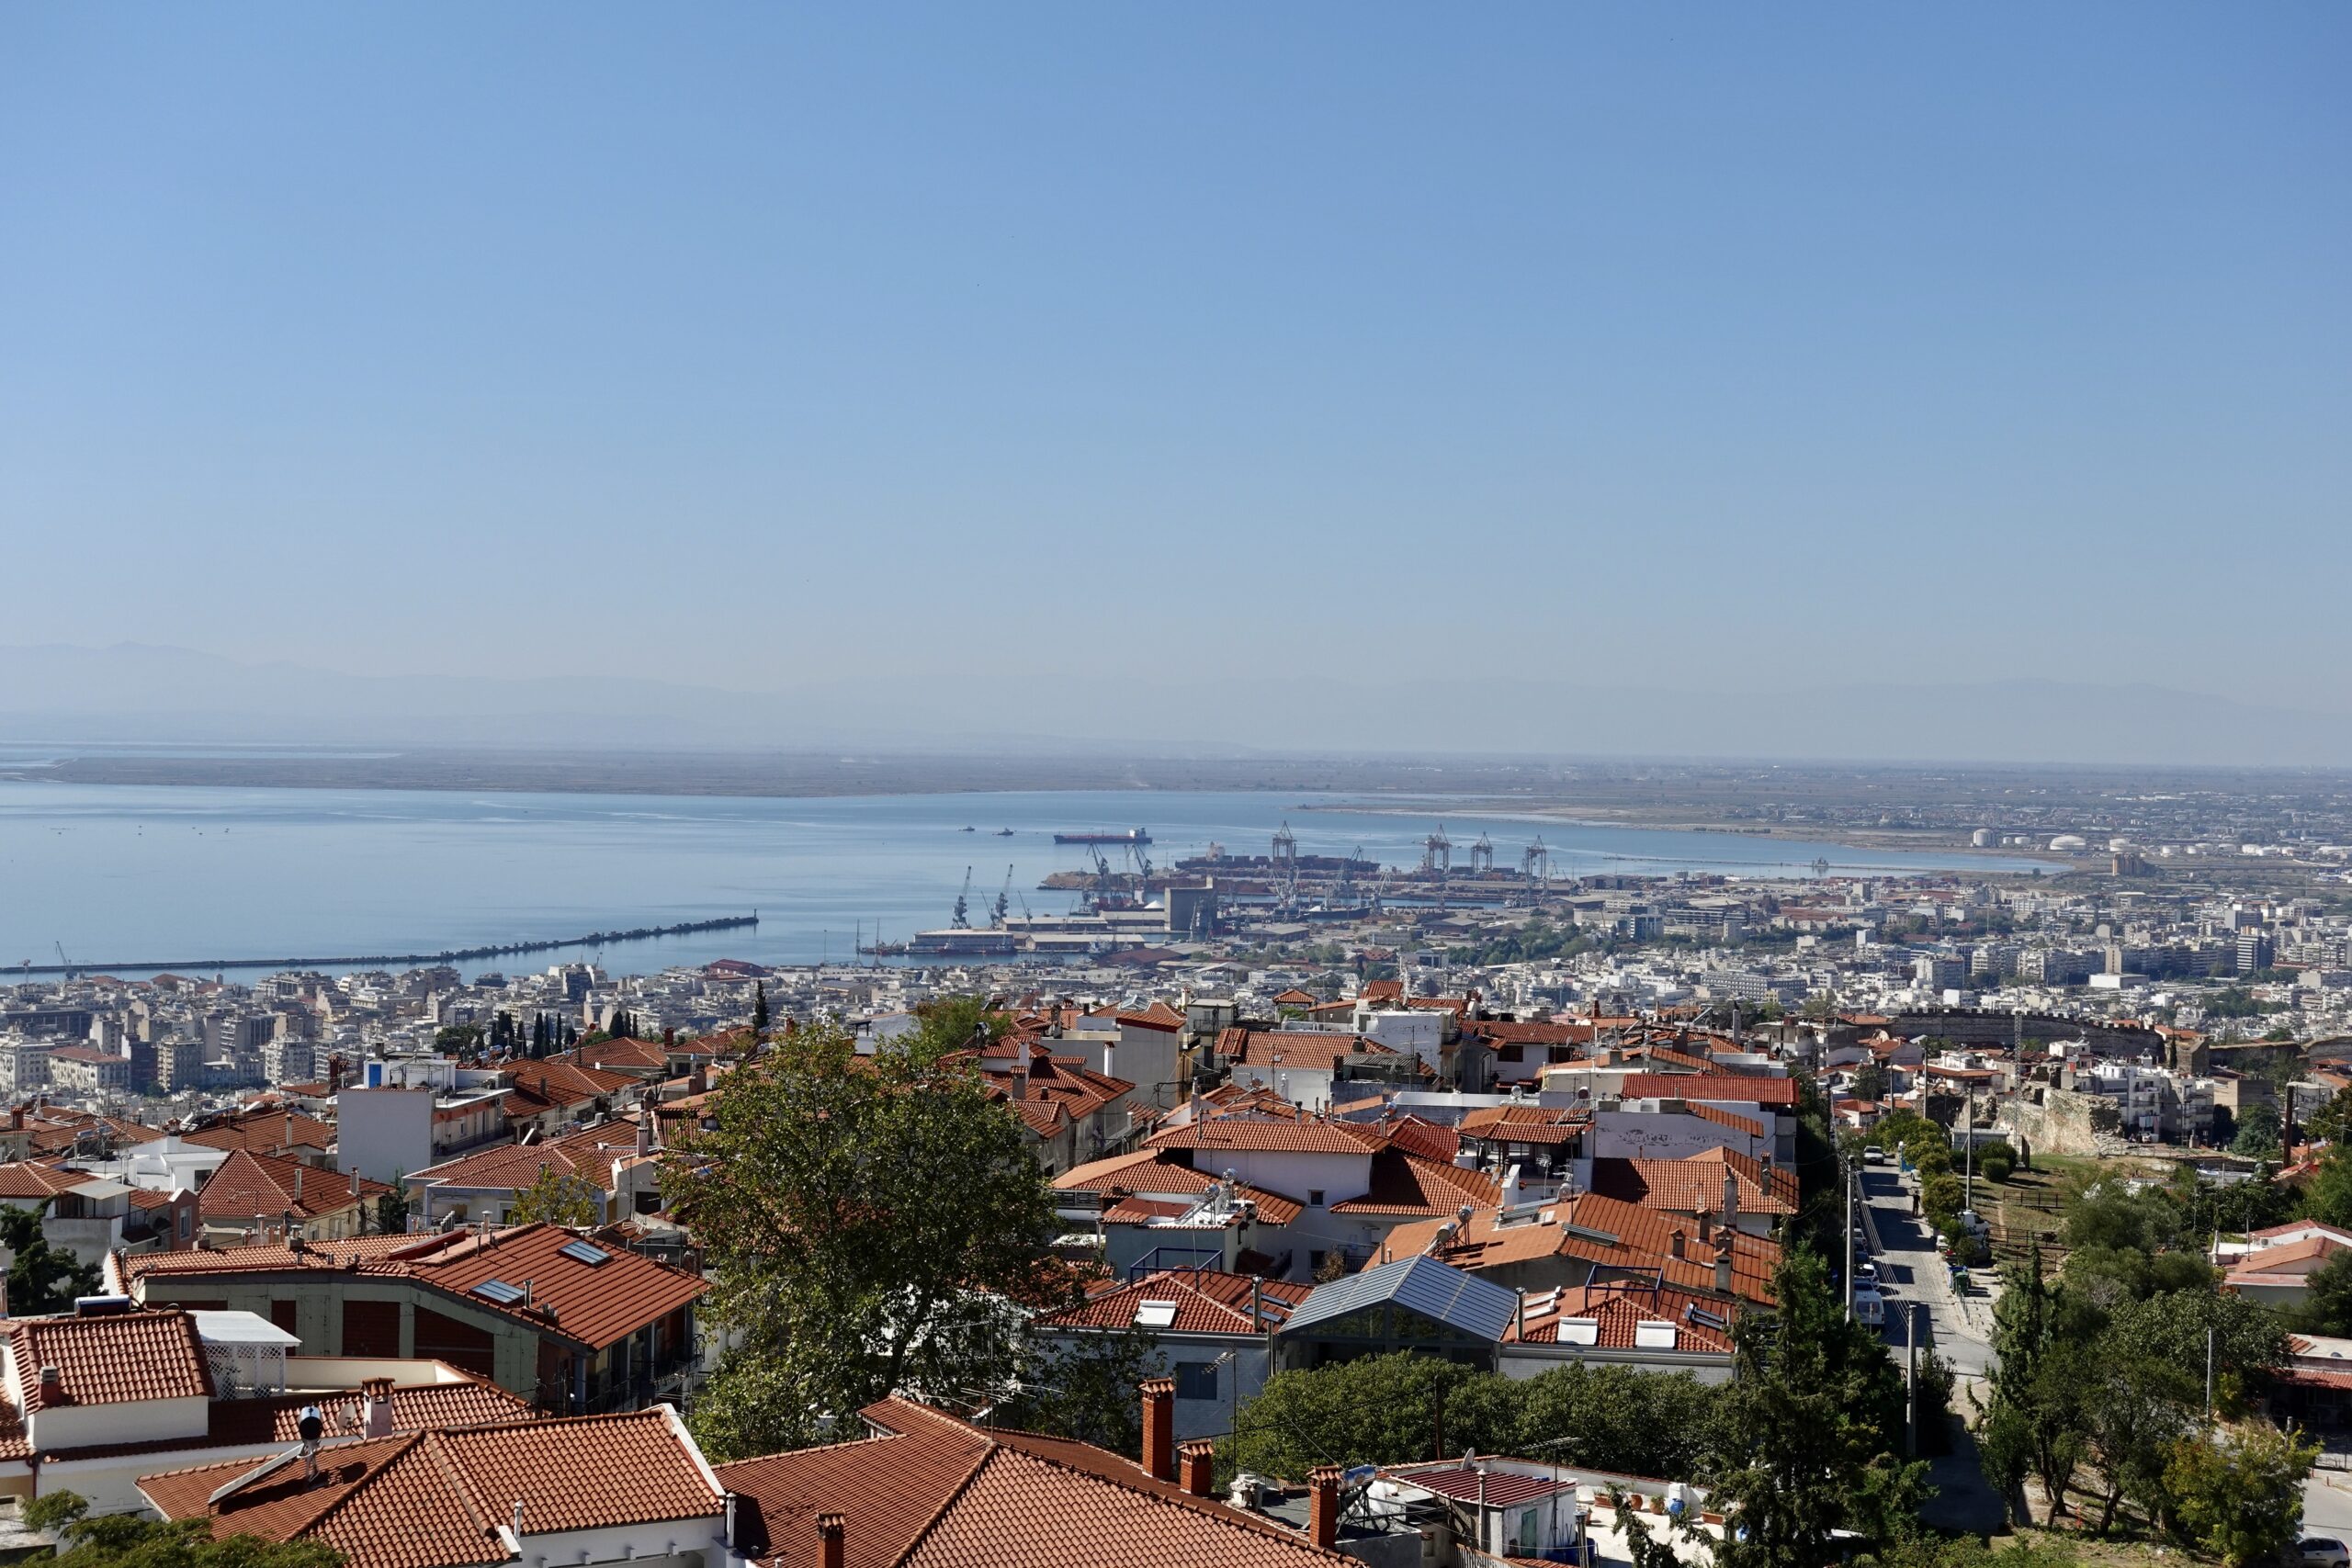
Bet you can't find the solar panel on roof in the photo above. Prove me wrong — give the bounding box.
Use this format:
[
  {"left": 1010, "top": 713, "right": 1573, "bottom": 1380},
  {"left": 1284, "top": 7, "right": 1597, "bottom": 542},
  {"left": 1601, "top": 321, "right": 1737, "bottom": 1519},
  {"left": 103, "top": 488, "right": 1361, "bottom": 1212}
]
[
  {"left": 559, "top": 1240, "right": 612, "bottom": 1266},
  {"left": 1133, "top": 1300, "right": 1180, "bottom": 1329},
  {"left": 472, "top": 1279, "right": 526, "bottom": 1304}
]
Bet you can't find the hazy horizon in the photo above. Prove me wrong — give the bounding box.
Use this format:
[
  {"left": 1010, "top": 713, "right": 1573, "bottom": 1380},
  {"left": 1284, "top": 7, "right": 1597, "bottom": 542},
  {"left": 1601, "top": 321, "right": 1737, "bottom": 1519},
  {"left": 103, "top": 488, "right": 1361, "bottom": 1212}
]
[{"left": 5, "top": 7, "right": 2346, "bottom": 748}]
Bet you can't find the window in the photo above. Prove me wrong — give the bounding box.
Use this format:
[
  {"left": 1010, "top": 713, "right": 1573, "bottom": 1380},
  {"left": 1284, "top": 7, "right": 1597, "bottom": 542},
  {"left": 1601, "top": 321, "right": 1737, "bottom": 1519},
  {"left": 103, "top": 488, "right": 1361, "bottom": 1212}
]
[
  {"left": 1172, "top": 1360, "right": 1219, "bottom": 1400},
  {"left": 1308, "top": 1250, "right": 1327, "bottom": 1272},
  {"left": 1308, "top": 1190, "right": 1326, "bottom": 1207}
]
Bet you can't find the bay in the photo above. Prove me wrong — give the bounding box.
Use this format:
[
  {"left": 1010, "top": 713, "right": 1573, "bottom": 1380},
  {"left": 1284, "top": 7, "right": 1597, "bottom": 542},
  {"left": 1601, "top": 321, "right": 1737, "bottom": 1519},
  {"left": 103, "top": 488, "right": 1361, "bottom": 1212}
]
[{"left": 0, "top": 780, "right": 2041, "bottom": 978}]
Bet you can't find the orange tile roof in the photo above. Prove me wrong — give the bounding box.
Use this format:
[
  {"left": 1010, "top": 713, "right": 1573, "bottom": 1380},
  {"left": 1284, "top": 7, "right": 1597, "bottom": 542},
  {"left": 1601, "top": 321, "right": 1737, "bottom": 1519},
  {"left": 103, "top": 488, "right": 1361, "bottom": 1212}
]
[
  {"left": 140, "top": 1409, "right": 720, "bottom": 1568},
  {"left": 1146, "top": 1112, "right": 1376, "bottom": 1156},
  {"left": 10, "top": 1308, "right": 212, "bottom": 1409},
  {"left": 184, "top": 1110, "right": 334, "bottom": 1157},
  {"left": 1690, "top": 1102, "right": 1767, "bottom": 1139},
  {"left": 1594, "top": 1149, "right": 1796, "bottom": 1219},
  {"left": 1614, "top": 1074, "right": 1800, "bottom": 1108},
  {"left": 199, "top": 1148, "right": 392, "bottom": 1224},
  {"left": 124, "top": 1224, "right": 705, "bottom": 1354},
  {"left": 1036, "top": 1270, "right": 1313, "bottom": 1335},
  {"left": 1114, "top": 1001, "right": 1186, "bottom": 1032},
  {"left": 1056, "top": 1151, "right": 1306, "bottom": 1227},
  {"left": 0, "top": 1160, "right": 90, "bottom": 1200},
  {"left": 408, "top": 1121, "right": 645, "bottom": 1194},
  {"left": 1380, "top": 1193, "right": 1781, "bottom": 1304},
  {"left": 504, "top": 1059, "right": 639, "bottom": 1107},
  {"left": 1457, "top": 1105, "right": 1589, "bottom": 1147},
  {"left": 1329, "top": 1149, "right": 1501, "bottom": 1217},
  {"left": 1228, "top": 1032, "right": 1396, "bottom": 1070},
  {"left": 1508, "top": 1280, "right": 1739, "bottom": 1352},
  {"left": 719, "top": 1397, "right": 1345, "bottom": 1568}
]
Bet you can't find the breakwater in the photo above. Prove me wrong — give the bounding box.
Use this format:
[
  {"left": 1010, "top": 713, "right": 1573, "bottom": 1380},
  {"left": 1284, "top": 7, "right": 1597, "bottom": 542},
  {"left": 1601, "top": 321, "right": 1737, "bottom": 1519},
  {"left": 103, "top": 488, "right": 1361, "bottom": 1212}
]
[{"left": 23, "top": 913, "right": 758, "bottom": 977}]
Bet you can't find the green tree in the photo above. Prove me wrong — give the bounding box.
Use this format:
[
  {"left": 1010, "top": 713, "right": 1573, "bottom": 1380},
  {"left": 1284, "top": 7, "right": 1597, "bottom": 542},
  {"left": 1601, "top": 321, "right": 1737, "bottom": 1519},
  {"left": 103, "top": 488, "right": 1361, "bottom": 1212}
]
[
  {"left": 0, "top": 1206, "right": 102, "bottom": 1315},
  {"left": 2292, "top": 1249, "right": 2352, "bottom": 1338},
  {"left": 27, "top": 1491, "right": 345, "bottom": 1568},
  {"left": 751, "top": 981, "right": 771, "bottom": 1039},
  {"left": 1709, "top": 1247, "right": 1925, "bottom": 1563},
  {"left": 2161, "top": 1420, "right": 2318, "bottom": 1566},
  {"left": 2079, "top": 1347, "right": 2197, "bottom": 1533},
  {"left": 370, "top": 1178, "right": 410, "bottom": 1237},
  {"left": 507, "top": 1164, "right": 605, "bottom": 1226},
  {"left": 1229, "top": 1353, "right": 1485, "bottom": 1479},
  {"left": 1851, "top": 1063, "right": 1889, "bottom": 1104},
  {"left": 1976, "top": 1242, "right": 2094, "bottom": 1519},
  {"left": 662, "top": 1019, "right": 1067, "bottom": 1459},
  {"left": 2105, "top": 1288, "right": 2286, "bottom": 1412},
  {"left": 991, "top": 1325, "right": 1160, "bottom": 1459},
  {"left": 2230, "top": 1101, "right": 2282, "bottom": 1158}
]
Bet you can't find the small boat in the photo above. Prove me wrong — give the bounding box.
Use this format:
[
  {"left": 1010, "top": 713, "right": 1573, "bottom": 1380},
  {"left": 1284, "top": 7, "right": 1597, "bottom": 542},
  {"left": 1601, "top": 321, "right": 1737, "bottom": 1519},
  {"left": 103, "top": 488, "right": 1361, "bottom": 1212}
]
[
  {"left": 960, "top": 826, "right": 976, "bottom": 832},
  {"left": 995, "top": 829, "right": 1015, "bottom": 836}
]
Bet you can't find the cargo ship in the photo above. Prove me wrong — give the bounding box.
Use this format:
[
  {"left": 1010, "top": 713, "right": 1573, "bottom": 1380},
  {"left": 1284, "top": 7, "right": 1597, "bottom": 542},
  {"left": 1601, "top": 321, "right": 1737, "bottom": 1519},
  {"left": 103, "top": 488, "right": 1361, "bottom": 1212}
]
[{"left": 1054, "top": 828, "right": 1151, "bottom": 845}]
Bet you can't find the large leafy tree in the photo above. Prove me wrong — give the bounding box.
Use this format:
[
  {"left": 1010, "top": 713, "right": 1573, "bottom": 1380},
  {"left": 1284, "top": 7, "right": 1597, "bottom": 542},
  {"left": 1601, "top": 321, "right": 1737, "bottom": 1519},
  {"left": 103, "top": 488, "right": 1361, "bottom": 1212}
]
[
  {"left": 1976, "top": 1242, "right": 2094, "bottom": 1520},
  {"left": 28, "top": 1492, "right": 345, "bottom": 1568},
  {"left": 0, "top": 1206, "right": 101, "bottom": 1315},
  {"left": 662, "top": 1017, "right": 1067, "bottom": 1459},
  {"left": 507, "top": 1164, "right": 605, "bottom": 1227},
  {"left": 2078, "top": 1346, "right": 2196, "bottom": 1533},
  {"left": 2162, "top": 1420, "right": 2317, "bottom": 1567},
  {"left": 1708, "top": 1246, "right": 1924, "bottom": 1564}
]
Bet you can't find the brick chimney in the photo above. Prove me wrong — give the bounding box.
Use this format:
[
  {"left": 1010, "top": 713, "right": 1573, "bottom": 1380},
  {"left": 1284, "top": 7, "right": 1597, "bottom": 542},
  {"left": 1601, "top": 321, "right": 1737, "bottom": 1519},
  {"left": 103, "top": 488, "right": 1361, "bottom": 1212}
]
[
  {"left": 1140, "top": 1378, "right": 1177, "bottom": 1483},
  {"left": 816, "top": 1513, "right": 845, "bottom": 1568},
  {"left": 1307, "top": 1465, "right": 1342, "bottom": 1551},
  {"left": 1177, "top": 1439, "right": 1216, "bottom": 1497}
]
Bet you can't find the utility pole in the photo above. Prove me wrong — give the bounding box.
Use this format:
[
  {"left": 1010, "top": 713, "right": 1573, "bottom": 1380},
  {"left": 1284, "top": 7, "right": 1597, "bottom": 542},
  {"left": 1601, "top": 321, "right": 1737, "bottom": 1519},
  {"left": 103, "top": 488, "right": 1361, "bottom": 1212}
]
[
  {"left": 1845, "top": 1160, "right": 1856, "bottom": 1318},
  {"left": 1905, "top": 1303, "right": 1920, "bottom": 1457},
  {"left": 2206, "top": 1325, "right": 2215, "bottom": 1423}
]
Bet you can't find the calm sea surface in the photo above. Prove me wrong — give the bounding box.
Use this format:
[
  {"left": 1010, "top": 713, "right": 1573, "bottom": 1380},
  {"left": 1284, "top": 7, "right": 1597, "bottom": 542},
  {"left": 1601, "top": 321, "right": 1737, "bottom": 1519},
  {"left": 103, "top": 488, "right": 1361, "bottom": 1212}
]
[{"left": 0, "top": 778, "right": 2041, "bottom": 977}]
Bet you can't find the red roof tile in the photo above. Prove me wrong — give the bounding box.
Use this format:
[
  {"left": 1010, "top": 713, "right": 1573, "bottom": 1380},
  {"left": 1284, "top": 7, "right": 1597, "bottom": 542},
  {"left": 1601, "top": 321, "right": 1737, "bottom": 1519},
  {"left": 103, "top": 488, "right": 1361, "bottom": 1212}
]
[{"left": 9, "top": 1308, "right": 211, "bottom": 1409}]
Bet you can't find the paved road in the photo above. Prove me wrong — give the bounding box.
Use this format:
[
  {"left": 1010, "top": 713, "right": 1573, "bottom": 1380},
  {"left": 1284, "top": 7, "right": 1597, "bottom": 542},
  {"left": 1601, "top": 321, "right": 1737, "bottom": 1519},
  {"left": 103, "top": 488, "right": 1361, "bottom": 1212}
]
[
  {"left": 1857, "top": 1166, "right": 1999, "bottom": 1382},
  {"left": 2305, "top": 1466, "right": 2352, "bottom": 1543}
]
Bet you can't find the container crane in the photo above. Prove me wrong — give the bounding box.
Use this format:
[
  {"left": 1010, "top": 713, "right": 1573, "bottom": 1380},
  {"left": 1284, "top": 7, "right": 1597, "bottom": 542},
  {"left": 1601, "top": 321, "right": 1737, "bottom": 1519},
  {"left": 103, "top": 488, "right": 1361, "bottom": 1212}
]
[
  {"left": 951, "top": 867, "right": 974, "bottom": 929},
  {"left": 991, "top": 865, "right": 1012, "bottom": 928},
  {"left": 55, "top": 942, "right": 75, "bottom": 981}
]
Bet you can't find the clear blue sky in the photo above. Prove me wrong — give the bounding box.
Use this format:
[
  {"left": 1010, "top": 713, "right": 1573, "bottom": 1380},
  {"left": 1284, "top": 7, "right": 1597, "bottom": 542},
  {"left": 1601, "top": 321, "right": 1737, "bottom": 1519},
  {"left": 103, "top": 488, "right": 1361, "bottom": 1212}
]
[{"left": 3, "top": 6, "right": 2346, "bottom": 708}]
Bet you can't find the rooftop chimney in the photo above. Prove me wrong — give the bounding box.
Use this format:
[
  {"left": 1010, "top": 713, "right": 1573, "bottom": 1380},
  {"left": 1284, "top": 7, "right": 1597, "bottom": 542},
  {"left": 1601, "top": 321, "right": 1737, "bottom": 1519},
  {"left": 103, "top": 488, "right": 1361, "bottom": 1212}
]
[
  {"left": 1308, "top": 1466, "right": 1342, "bottom": 1551},
  {"left": 1714, "top": 1238, "right": 1733, "bottom": 1295},
  {"left": 362, "top": 1376, "right": 395, "bottom": 1438},
  {"left": 816, "top": 1513, "right": 845, "bottom": 1568},
  {"left": 511, "top": 1501, "right": 525, "bottom": 1547},
  {"left": 638, "top": 1115, "right": 652, "bottom": 1158},
  {"left": 1140, "top": 1378, "right": 1177, "bottom": 1483},
  {"left": 1177, "top": 1439, "right": 1216, "bottom": 1497},
  {"left": 1696, "top": 1212, "right": 1713, "bottom": 1245},
  {"left": 347, "top": 1168, "right": 360, "bottom": 1199},
  {"left": 1722, "top": 1167, "right": 1737, "bottom": 1227},
  {"left": 1668, "top": 1229, "right": 1686, "bottom": 1260}
]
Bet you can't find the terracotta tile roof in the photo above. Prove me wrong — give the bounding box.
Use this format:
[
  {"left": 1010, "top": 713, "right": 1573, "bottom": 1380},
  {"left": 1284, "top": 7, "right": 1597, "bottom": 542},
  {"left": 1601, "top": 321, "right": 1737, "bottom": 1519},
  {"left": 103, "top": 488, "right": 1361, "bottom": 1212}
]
[
  {"left": 567, "top": 1038, "right": 676, "bottom": 1074},
  {"left": 1036, "top": 1270, "right": 1313, "bottom": 1334},
  {"left": 1146, "top": 1111, "right": 1377, "bottom": 1156},
  {"left": 1270, "top": 989, "right": 1318, "bottom": 1007},
  {"left": 1508, "top": 1280, "right": 1738, "bottom": 1352},
  {"left": 1114, "top": 1001, "right": 1186, "bottom": 1032},
  {"left": 184, "top": 1110, "right": 334, "bottom": 1157},
  {"left": 1329, "top": 1149, "right": 1502, "bottom": 1217},
  {"left": 720, "top": 1397, "right": 1346, "bottom": 1568},
  {"left": 9, "top": 1308, "right": 212, "bottom": 1409},
  {"left": 1614, "top": 1074, "right": 1800, "bottom": 1108},
  {"left": 504, "top": 1059, "right": 639, "bottom": 1107},
  {"left": 34, "top": 1374, "right": 529, "bottom": 1465},
  {"left": 1690, "top": 1102, "right": 1766, "bottom": 1139},
  {"left": 1592, "top": 1149, "right": 1797, "bottom": 1220},
  {"left": 1228, "top": 1032, "right": 1396, "bottom": 1071},
  {"left": 1457, "top": 1105, "right": 1589, "bottom": 1147},
  {"left": 199, "top": 1148, "right": 392, "bottom": 1224},
  {"left": 1379, "top": 1193, "right": 1781, "bottom": 1305},
  {"left": 1381, "top": 1115, "right": 1462, "bottom": 1164},
  {"left": 1358, "top": 981, "right": 1405, "bottom": 1004},
  {"left": 140, "top": 1409, "right": 720, "bottom": 1568},
  {"left": 409, "top": 1122, "right": 644, "bottom": 1195},
  {"left": 0, "top": 1160, "right": 90, "bottom": 1200},
  {"left": 123, "top": 1224, "right": 705, "bottom": 1354},
  {"left": 1056, "top": 1152, "right": 1306, "bottom": 1227}
]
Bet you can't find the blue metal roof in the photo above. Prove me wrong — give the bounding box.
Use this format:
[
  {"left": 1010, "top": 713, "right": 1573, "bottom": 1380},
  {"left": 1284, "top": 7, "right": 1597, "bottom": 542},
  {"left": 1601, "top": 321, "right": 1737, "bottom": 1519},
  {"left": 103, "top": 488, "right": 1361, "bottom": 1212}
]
[{"left": 1281, "top": 1255, "right": 1518, "bottom": 1343}]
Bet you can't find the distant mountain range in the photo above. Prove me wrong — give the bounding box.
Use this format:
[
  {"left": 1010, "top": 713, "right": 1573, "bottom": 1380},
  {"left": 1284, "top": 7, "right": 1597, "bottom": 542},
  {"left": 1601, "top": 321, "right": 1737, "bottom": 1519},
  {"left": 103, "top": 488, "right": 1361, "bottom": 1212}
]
[{"left": 3, "top": 641, "right": 2349, "bottom": 768}]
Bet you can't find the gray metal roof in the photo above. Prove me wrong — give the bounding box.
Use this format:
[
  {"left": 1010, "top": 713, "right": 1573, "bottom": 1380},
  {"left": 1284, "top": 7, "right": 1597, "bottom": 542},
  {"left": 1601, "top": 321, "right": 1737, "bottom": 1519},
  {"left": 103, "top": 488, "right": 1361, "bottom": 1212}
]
[{"left": 1281, "top": 1255, "right": 1519, "bottom": 1343}]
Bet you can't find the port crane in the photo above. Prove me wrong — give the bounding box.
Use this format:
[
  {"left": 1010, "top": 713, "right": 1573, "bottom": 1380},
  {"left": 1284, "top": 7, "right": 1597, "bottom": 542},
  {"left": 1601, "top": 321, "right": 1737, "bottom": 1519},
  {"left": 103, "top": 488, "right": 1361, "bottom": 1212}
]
[
  {"left": 1468, "top": 833, "right": 1495, "bottom": 874},
  {"left": 991, "top": 866, "right": 1012, "bottom": 928},
  {"left": 1521, "top": 837, "right": 1550, "bottom": 885},
  {"left": 951, "top": 868, "right": 974, "bottom": 929},
  {"left": 54, "top": 942, "right": 75, "bottom": 981}
]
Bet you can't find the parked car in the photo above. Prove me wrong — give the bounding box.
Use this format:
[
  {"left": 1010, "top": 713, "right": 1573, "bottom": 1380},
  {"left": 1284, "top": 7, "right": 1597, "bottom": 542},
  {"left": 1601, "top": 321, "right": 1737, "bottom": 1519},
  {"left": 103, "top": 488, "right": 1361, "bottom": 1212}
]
[
  {"left": 1856, "top": 1259, "right": 1880, "bottom": 1283},
  {"left": 1862, "top": 1146, "right": 1886, "bottom": 1165},
  {"left": 2298, "top": 1538, "right": 2348, "bottom": 1566}
]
